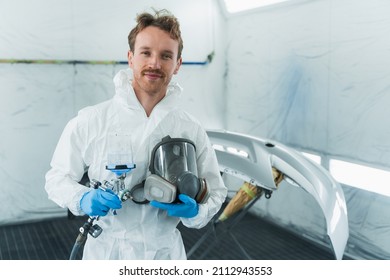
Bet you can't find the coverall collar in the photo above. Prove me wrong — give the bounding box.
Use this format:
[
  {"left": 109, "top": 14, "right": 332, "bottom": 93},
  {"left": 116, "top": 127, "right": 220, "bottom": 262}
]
[{"left": 113, "top": 68, "right": 182, "bottom": 111}]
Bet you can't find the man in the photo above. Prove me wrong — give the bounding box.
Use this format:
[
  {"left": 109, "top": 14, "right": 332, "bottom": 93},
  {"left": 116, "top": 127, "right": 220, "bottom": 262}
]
[{"left": 45, "top": 9, "right": 227, "bottom": 260}]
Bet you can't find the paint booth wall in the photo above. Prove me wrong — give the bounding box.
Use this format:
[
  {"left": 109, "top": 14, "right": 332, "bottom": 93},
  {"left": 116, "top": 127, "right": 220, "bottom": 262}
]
[
  {"left": 0, "top": 0, "right": 226, "bottom": 225},
  {"left": 223, "top": 0, "right": 390, "bottom": 259}
]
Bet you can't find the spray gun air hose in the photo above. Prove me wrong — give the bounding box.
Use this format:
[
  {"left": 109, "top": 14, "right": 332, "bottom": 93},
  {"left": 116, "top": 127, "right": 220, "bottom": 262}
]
[
  {"left": 69, "top": 216, "right": 99, "bottom": 260},
  {"left": 69, "top": 180, "right": 105, "bottom": 260}
]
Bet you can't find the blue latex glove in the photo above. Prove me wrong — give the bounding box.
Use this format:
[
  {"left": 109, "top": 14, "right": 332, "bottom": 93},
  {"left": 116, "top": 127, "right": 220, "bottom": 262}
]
[
  {"left": 80, "top": 188, "right": 121, "bottom": 216},
  {"left": 150, "top": 194, "right": 199, "bottom": 218}
]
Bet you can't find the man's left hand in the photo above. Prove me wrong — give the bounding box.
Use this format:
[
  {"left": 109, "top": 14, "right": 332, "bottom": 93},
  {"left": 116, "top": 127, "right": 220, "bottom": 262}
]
[{"left": 150, "top": 194, "right": 199, "bottom": 218}]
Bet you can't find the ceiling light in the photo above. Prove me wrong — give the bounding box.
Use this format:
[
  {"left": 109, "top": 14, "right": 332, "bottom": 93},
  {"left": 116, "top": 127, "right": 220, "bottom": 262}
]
[{"left": 223, "top": 0, "right": 289, "bottom": 14}]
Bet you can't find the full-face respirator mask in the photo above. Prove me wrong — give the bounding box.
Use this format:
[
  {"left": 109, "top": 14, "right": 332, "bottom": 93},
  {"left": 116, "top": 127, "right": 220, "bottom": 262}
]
[{"left": 143, "top": 136, "right": 210, "bottom": 204}]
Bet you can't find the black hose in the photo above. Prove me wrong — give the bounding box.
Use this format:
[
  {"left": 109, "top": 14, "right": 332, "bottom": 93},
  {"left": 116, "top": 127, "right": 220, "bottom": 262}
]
[
  {"left": 69, "top": 218, "right": 93, "bottom": 260},
  {"left": 69, "top": 242, "right": 82, "bottom": 260},
  {"left": 69, "top": 233, "right": 87, "bottom": 260}
]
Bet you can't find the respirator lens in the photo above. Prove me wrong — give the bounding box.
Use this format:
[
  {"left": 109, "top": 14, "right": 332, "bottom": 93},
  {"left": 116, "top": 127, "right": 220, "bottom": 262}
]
[{"left": 153, "top": 140, "right": 198, "bottom": 184}]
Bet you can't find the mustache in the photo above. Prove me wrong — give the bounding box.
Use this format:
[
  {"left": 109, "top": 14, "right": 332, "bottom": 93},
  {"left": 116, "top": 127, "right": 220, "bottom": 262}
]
[{"left": 142, "top": 69, "right": 165, "bottom": 77}]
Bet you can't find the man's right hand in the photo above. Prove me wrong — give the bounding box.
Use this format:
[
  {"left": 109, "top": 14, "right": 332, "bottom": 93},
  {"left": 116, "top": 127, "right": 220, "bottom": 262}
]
[{"left": 80, "top": 188, "right": 122, "bottom": 216}]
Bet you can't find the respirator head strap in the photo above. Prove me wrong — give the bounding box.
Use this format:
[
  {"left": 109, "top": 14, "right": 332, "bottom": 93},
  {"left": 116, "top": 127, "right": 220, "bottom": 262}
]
[
  {"left": 129, "top": 181, "right": 149, "bottom": 204},
  {"left": 195, "top": 178, "right": 210, "bottom": 204}
]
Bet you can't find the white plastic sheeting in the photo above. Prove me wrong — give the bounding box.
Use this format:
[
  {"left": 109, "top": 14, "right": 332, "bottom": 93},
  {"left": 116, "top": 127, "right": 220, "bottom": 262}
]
[
  {"left": 224, "top": 0, "right": 390, "bottom": 169},
  {"left": 223, "top": 0, "right": 390, "bottom": 259},
  {"left": 0, "top": 64, "right": 123, "bottom": 224}
]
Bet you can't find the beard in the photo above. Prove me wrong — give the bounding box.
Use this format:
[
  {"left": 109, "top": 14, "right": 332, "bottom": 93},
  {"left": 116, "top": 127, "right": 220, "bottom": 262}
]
[{"left": 133, "top": 69, "right": 171, "bottom": 97}]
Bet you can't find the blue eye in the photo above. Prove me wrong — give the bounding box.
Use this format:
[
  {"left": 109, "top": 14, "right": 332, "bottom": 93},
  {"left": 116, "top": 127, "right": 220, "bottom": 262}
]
[{"left": 162, "top": 54, "right": 173, "bottom": 60}]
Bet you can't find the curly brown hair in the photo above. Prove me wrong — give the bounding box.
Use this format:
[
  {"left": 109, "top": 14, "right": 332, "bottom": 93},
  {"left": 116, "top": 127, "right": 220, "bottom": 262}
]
[{"left": 128, "top": 9, "right": 184, "bottom": 60}]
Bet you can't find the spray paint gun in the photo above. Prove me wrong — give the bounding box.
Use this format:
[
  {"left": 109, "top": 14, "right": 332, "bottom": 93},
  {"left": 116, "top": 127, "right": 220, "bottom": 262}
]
[
  {"left": 69, "top": 134, "right": 143, "bottom": 259},
  {"left": 102, "top": 163, "right": 148, "bottom": 205},
  {"left": 69, "top": 164, "right": 137, "bottom": 260},
  {"left": 80, "top": 164, "right": 136, "bottom": 235},
  {"left": 79, "top": 180, "right": 106, "bottom": 238},
  {"left": 104, "top": 163, "right": 136, "bottom": 207}
]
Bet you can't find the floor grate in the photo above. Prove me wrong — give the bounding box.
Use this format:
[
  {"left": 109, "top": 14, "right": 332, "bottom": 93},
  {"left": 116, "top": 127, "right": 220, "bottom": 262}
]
[{"left": 0, "top": 212, "right": 349, "bottom": 260}]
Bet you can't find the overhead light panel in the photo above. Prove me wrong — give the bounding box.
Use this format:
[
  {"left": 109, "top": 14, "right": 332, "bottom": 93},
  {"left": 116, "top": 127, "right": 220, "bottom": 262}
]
[
  {"left": 329, "top": 159, "right": 390, "bottom": 197},
  {"left": 223, "top": 0, "right": 289, "bottom": 14}
]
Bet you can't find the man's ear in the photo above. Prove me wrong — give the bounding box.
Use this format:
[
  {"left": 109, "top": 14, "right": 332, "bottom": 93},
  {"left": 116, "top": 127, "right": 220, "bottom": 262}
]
[
  {"left": 174, "top": 57, "right": 182, "bottom": 75},
  {"left": 127, "top": 50, "right": 134, "bottom": 69}
]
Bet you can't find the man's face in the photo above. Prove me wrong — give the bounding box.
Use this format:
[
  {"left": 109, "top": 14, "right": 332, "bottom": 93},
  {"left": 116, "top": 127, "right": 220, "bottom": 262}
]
[{"left": 128, "top": 26, "right": 182, "bottom": 97}]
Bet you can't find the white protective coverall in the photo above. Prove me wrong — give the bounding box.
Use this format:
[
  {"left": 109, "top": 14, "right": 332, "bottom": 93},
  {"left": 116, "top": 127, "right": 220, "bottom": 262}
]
[{"left": 45, "top": 68, "right": 227, "bottom": 259}]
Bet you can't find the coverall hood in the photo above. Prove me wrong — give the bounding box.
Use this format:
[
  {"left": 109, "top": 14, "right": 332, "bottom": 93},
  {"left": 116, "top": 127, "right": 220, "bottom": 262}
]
[{"left": 112, "top": 68, "right": 183, "bottom": 112}]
